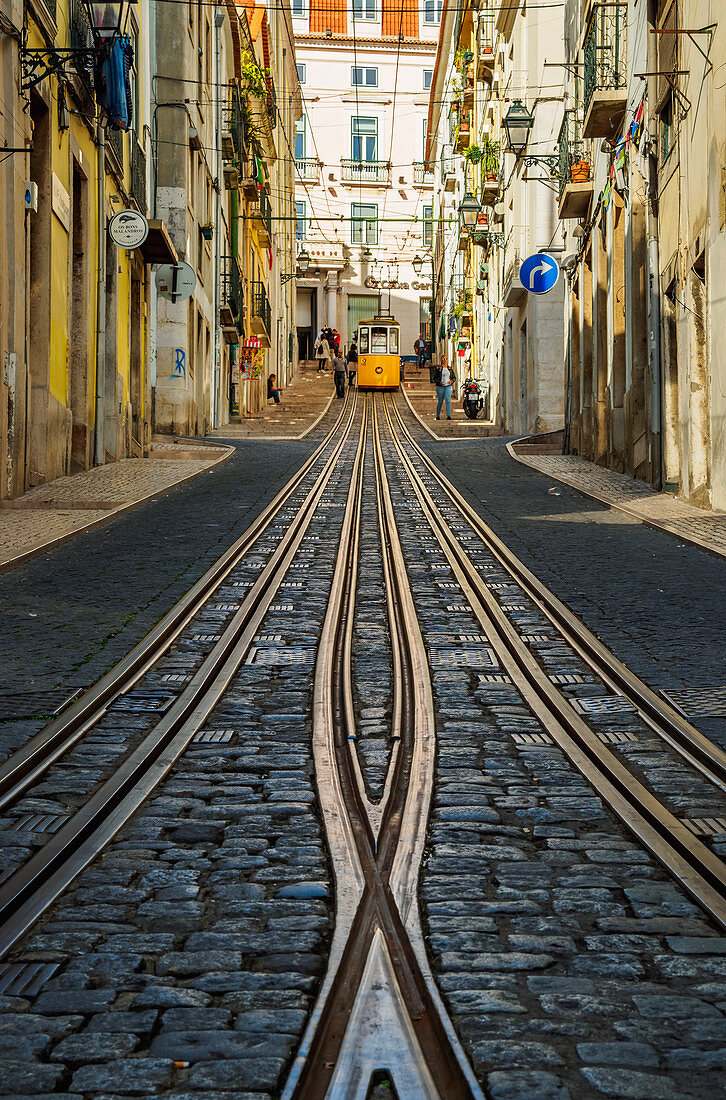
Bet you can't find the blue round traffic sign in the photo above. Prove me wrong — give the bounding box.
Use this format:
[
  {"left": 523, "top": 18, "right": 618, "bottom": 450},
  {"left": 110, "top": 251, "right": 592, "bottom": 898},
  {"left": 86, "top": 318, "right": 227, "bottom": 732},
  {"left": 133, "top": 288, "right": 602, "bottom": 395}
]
[{"left": 519, "top": 253, "right": 560, "bottom": 295}]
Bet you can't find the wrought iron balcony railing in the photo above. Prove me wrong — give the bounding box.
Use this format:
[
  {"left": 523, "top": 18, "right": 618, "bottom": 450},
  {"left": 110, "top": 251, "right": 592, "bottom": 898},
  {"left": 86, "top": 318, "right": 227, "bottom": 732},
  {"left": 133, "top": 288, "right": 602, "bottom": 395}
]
[
  {"left": 557, "top": 113, "right": 590, "bottom": 198},
  {"left": 296, "top": 158, "right": 319, "bottom": 182},
  {"left": 130, "top": 142, "right": 146, "bottom": 214},
  {"left": 413, "top": 161, "right": 435, "bottom": 186},
  {"left": 221, "top": 256, "right": 243, "bottom": 334},
  {"left": 252, "top": 279, "right": 271, "bottom": 336},
  {"left": 584, "top": 2, "right": 627, "bottom": 115},
  {"left": 341, "top": 159, "right": 391, "bottom": 184}
]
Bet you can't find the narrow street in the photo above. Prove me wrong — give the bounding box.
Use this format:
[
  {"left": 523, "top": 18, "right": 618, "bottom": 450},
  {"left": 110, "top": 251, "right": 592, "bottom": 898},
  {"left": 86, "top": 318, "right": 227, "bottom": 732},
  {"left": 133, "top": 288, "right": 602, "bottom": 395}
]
[{"left": 0, "top": 394, "right": 725, "bottom": 1099}]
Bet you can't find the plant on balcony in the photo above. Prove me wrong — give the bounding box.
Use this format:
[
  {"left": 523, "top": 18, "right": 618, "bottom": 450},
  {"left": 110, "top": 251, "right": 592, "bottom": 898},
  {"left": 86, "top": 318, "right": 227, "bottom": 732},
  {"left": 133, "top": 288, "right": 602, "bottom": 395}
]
[
  {"left": 483, "top": 139, "right": 499, "bottom": 180},
  {"left": 463, "top": 144, "right": 482, "bottom": 165},
  {"left": 200, "top": 223, "right": 214, "bottom": 240},
  {"left": 455, "top": 47, "right": 474, "bottom": 73},
  {"left": 240, "top": 53, "right": 269, "bottom": 99}
]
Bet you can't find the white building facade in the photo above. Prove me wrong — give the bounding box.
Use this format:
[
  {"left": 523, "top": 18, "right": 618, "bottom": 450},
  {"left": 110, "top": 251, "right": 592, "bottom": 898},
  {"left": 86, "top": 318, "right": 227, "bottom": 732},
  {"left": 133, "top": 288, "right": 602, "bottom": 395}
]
[{"left": 292, "top": 0, "right": 438, "bottom": 359}]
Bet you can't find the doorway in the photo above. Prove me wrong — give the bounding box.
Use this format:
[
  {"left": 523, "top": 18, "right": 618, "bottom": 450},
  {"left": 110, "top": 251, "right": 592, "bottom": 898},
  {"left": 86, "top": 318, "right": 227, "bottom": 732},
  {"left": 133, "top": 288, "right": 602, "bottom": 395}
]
[{"left": 70, "top": 162, "right": 91, "bottom": 471}]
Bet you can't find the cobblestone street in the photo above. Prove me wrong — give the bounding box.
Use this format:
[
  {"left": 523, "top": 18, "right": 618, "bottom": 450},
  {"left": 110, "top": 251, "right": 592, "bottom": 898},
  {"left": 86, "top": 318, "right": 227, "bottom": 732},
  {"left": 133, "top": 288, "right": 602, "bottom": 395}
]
[{"left": 1, "top": 396, "right": 726, "bottom": 1099}]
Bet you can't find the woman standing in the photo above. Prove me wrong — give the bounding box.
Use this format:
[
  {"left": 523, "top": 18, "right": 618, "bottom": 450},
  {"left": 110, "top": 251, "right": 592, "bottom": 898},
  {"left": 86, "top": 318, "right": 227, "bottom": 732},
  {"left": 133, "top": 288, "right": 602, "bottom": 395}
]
[
  {"left": 315, "top": 333, "right": 331, "bottom": 372},
  {"left": 346, "top": 341, "right": 358, "bottom": 387},
  {"left": 435, "top": 356, "right": 455, "bottom": 420}
]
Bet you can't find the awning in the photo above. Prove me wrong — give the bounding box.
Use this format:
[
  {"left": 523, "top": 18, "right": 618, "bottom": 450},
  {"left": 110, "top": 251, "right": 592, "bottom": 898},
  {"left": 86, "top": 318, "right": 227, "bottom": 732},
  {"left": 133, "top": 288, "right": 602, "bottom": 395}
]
[{"left": 137, "top": 219, "right": 178, "bottom": 265}]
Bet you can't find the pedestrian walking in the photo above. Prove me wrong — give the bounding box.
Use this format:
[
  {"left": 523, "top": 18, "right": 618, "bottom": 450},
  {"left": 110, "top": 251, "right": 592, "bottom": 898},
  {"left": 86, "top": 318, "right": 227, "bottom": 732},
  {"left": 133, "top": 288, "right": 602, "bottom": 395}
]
[
  {"left": 414, "top": 333, "right": 428, "bottom": 370},
  {"left": 346, "top": 342, "right": 358, "bottom": 387},
  {"left": 332, "top": 352, "right": 347, "bottom": 398},
  {"left": 332, "top": 329, "right": 342, "bottom": 355},
  {"left": 315, "top": 333, "right": 330, "bottom": 372},
  {"left": 435, "top": 357, "right": 455, "bottom": 420},
  {"left": 267, "top": 373, "right": 281, "bottom": 405}
]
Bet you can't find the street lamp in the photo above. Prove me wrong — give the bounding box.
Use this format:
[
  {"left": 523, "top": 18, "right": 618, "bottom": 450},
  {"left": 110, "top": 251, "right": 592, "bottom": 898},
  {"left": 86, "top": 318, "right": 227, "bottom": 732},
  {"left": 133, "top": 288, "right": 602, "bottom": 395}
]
[
  {"left": 459, "top": 192, "right": 481, "bottom": 229},
  {"left": 88, "top": 0, "right": 135, "bottom": 38},
  {"left": 503, "top": 100, "right": 534, "bottom": 157},
  {"left": 281, "top": 249, "right": 311, "bottom": 285},
  {"left": 412, "top": 255, "right": 423, "bottom": 276},
  {"left": 21, "top": 0, "right": 136, "bottom": 90}
]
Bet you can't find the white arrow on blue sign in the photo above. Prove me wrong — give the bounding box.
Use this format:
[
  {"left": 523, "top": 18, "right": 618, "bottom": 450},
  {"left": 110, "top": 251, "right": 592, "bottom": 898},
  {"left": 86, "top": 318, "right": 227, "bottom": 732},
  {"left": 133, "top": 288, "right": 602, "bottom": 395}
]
[{"left": 519, "top": 253, "right": 560, "bottom": 295}]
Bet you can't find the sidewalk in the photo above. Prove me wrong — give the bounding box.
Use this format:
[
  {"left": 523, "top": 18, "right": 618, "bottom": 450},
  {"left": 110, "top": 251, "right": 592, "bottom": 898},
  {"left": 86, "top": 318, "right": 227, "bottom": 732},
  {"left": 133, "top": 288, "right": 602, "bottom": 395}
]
[
  {"left": 509, "top": 438, "right": 726, "bottom": 561},
  {"left": 0, "top": 439, "right": 232, "bottom": 573},
  {"left": 400, "top": 365, "right": 501, "bottom": 440},
  {"left": 207, "top": 359, "right": 336, "bottom": 441}
]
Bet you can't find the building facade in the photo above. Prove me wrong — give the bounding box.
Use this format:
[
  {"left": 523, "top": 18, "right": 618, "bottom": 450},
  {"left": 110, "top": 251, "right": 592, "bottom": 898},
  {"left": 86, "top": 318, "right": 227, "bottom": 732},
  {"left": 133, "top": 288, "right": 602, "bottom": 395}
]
[
  {"left": 292, "top": 0, "right": 438, "bottom": 359},
  {"left": 427, "top": 0, "right": 566, "bottom": 433}
]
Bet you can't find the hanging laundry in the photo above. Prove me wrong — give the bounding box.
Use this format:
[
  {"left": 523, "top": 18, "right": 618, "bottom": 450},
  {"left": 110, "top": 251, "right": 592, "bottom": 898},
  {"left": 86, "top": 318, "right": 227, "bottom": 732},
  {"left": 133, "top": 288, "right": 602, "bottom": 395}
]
[{"left": 97, "top": 35, "right": 134, "bottom": 131}]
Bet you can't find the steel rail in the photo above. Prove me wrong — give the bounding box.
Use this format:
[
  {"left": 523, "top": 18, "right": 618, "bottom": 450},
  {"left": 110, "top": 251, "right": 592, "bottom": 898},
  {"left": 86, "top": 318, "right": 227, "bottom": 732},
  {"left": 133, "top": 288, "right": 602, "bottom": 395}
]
[
  {"left": 0, "top": 397, "right": 353, "bottom": 817},
  {"left": 388, "top": 397, "right": 726, "bottom": 791},
  {"left": 382, "top": 396, "right": 726, "bottom": 931},
  {"left": 284, "top": 395, "right": 480, "bottom": 1100},
  {"left": 0, "top": 396, "right": 361, "bottom": 959}
]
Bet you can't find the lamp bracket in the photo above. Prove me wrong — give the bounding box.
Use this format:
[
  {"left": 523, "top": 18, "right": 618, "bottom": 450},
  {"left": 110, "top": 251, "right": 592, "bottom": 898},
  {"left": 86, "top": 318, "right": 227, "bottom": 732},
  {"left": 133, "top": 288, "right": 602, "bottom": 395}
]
[
  {"left": 21, "top": 46, "right": 97, "bottom": 91},
  {"left": 280, "top": 273, "right": 298, "bottom": 285},
  {"left": 523, "top": 154, "right": 561, "bottom": 177}
]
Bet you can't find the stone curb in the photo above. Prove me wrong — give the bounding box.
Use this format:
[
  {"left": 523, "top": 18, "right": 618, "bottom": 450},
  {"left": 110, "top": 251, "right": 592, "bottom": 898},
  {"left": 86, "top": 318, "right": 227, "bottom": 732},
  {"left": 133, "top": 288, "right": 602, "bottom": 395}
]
[{"left": 507, "top": 437, "right": 726, "bottom": 564}]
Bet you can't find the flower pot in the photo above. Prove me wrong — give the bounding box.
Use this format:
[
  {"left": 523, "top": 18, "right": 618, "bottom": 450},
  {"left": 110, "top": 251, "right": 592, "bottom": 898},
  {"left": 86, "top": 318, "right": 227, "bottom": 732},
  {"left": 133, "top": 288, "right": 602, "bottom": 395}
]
[
  {"left": 201, "top": 225, "right": 214, "bottom": 240},
  {"left": 569, "top": 161, "right": 590, "bottom": 183}
]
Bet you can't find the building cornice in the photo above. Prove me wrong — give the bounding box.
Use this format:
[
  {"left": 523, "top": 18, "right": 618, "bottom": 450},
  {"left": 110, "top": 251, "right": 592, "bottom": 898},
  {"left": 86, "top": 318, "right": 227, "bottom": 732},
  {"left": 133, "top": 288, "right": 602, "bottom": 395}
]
[{"left": 295, "top": 33, "right": 436, "bottom": 51}]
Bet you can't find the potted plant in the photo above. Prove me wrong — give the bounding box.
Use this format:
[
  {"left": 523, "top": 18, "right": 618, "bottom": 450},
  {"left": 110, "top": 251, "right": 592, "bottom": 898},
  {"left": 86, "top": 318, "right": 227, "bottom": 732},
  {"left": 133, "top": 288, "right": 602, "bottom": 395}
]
[
  {"left": 463, "top": 144, "right": 483, "bottom": 165},
  {"left": 483, "top": 139, "right": 499, "bottom": 180},
  {"left": 569, "top": 157, "right": 591, "bottom": 183},
  {"left": 200, "top": 222, "right": 214, "bottom": 241}
]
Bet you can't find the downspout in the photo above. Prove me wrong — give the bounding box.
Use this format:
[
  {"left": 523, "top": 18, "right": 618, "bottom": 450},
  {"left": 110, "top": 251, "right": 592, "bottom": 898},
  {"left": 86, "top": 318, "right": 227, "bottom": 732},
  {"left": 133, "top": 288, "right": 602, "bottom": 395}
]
[
  {"left": 212, "top": 7, "right": 224, "bottom": 428},
  {"left": 646, "top": 0, "right": 663, "bottom": 487},
  {"left": 94, "top": 121, "right": 106, "bottom": 465}
]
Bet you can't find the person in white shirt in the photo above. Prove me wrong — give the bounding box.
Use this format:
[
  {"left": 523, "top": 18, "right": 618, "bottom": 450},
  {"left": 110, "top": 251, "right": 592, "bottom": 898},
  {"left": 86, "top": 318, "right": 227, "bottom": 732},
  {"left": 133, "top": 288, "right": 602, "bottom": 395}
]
[{"left": 435, "top": 357, "right": 454, "bottom": 420}]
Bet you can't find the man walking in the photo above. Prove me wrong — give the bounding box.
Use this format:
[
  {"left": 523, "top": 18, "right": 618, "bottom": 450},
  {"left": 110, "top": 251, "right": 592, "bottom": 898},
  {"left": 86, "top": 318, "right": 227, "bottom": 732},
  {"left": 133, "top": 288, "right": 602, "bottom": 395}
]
[
  {"left": 435, "top": 356, "right": 454, "bottom": 420},
  {"left": 332, "top": 351, "right": 347, "bottom": 398},
  {"left": 414, "top": 333, "right": 428, "bottom": 370}
]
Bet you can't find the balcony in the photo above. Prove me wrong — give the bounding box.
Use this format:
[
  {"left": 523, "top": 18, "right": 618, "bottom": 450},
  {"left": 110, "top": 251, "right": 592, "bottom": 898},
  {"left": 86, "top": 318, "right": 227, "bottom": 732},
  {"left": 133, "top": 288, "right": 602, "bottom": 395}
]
[
  {"left": 130, "top": 142, "right": 146, "bottom": 215},
  {"left": 220, "top": 256, "right": 243, "bottom": 344},
  {"left": 441, "top": 153, "right": 458, "bottom": 193},
  {"left": 296, "top": 158, "right": 319, "bottom": 183},
  {"left": 502, "top": 256, "right": 525, "bottom": 307},
  {"left": 471, "top": 210, "right": 491, "bottom": 244},
  {"left": 413, "top": 161, "right": 434, "bottom": 188},
  {"left": 458, "top": 225, "right": 471, "bottom": 251},
  {"left": 340, "top": 159, "right": 391, "bottom": 185},
  {"left": 557, "top": 114, "right": 593, "bottom": 219},
  {"left": 251, "top": 189, "right": 272, "bottom": 247},
  {"left": 251, "top": 279, "right": 271, "bottom": 345},
  {"left": 476, "top": 15, "right": 495, "bottom": 83},
  {"left": 583, "top": 3, "right": 627, "bottom": 138},
  {"left": 454, "top": 110, "right": 472, "bottom": 153}
]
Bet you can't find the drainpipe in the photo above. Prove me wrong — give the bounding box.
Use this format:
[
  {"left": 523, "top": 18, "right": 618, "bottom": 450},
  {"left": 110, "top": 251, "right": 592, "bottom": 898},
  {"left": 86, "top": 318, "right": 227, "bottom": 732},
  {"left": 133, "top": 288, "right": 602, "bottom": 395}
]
[
  {"left": 212, "top": 7, "right": 224, "bottom": 429},
  {"left": 94, "top": 121, "right": 106, "bottom": 465},
  {"left": 646, "top": 0, "right": 663, "bottom": 488}
]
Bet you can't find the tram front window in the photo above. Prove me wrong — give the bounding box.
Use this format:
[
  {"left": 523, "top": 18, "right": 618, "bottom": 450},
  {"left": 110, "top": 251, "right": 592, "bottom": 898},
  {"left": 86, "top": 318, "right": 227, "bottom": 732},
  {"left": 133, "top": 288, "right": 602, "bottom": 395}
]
[
  {"left": 372, "top": 327, "right": 388, "bottom": 353},
  {"left": 389, "top": 328, "right": 399, "bottom": 354},
  {"left": 359, "top": 327, "right": 369, "bottom": 354}
]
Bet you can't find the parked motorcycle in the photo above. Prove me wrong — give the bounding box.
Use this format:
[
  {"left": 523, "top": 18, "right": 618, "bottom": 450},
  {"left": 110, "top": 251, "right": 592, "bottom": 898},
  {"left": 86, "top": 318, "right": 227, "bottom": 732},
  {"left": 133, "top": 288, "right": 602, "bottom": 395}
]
[{"left": 462, "top": 378, "right": 485, "bottom": 419}]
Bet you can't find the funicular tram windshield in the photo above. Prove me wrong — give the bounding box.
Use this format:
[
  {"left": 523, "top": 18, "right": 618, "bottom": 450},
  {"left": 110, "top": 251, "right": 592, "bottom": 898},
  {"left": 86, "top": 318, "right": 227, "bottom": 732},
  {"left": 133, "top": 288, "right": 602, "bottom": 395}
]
[{"left": 371, "top": 327, "right": 388, "bottom": 353}]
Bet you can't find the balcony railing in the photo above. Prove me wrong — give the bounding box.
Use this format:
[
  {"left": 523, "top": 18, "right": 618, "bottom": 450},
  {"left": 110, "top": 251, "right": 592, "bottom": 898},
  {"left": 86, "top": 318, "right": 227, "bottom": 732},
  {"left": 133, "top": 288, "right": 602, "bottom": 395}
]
[
  {"left": 584, "top": 3, "right": 627, "bottom": 116},
  {"left": 221, "top": 256, "right": 243, "bottom": 337},
  {"left": 251, "top": 188, "right": 272, "bottom": 244},
  {"left": 296, "top": 158, "right": 319, "bottom": 182},
  {"left": 131, "top": 142, "right": 147, "bottom": 214},
  {"left": 556, "top": 113, "right": 593, "bottom": 218},
  {"left": 70, "top": 0, "right": 94, "bottom": 93},
  {"left": 413, "top": 161, "right": 434, "bottom": 186},
  {"left": 341, "top": 159, "right": 391, "bottom": 185},
  {"left": 476, "top": 14, "right": 495, "bottom": 80},
  {"left": 252, "top": 279, "right": 271, "bottom": 337}
]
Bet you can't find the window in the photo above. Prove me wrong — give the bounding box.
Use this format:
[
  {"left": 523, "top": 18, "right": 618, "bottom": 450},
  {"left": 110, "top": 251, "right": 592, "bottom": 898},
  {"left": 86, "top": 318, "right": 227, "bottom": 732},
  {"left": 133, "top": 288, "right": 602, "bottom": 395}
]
[
  {"left": 371, "top": 326, "right": 388, "bottom": 352},
  {"left": 297, "top": 62, "right": 306, "bottom": 84},
  {"left": 359, "top": 327, "right": 370, "bottom": 353},
  {"left": 295, "top": 117, "right": 306, "bottom": 160},
  {"left": 352, "top": 66, "right": 378, "bottom": 87},
  {"left": 423, "top": 0, "right": 442, "bottom": 22},
  {"left": 352, "top": 116, "right": 377, "bottom": 161},
  {"left": 422, "top": 118, "right": 427, "bottom": 159},
  {"left": 351, "top": 203, "right": 378, "bottom": 244},
  {"left": 353, "top": 0, "right": 377, "bottom": 20},
  {"left": 295, "top": 200, "right": 306, "bottom": 240},
  {"left": 389, "top": 327, "right": 399, "bottom": 354},
  {"left": 423, "top": 204, "right": 433, "bottom": 248},
  {"left": 423, "top": 69, "right": 433, "bottom": 91},
  {"left": 660, "top": 91, "right": 674, "bottom": 164},
  {"left": 291, "top": 0, "right": 306, "bottom": 14}
]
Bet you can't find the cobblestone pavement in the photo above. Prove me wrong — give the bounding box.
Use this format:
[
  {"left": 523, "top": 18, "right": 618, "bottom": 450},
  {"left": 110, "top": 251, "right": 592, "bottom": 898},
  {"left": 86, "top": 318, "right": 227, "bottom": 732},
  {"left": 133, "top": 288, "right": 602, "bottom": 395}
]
[
  {"left": 0, "top": 443, "right": 232, "bottom": 573},
  {"left": 207, "top": 360, "right": 336, "bottom": 441},
  {"left": 395, "top": 405, "right": 726, "bottom": 752},
  {"left": 400, "top": 367, "right": 499, "bottom": 440},
  {"left": 511, "top": 447, "right": 726, "bottom": 561}
]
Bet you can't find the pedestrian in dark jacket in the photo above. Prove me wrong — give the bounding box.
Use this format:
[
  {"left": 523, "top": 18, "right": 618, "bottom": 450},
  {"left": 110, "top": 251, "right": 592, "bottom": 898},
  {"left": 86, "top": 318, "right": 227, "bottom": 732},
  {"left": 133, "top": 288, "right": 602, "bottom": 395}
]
[{"left": 346, "top": 342, "right": 358, "bottom": 387}]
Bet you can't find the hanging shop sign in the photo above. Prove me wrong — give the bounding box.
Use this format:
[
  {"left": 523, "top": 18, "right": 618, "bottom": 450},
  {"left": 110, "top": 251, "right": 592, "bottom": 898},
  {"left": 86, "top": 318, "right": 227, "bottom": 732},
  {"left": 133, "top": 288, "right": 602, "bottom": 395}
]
[
  {"left": 108, "top": 209, "right": 149, "bottom": 249},
  {"left": 155, "top": 262, "right": 197, "bottom": 304},
  {"left": 240, "top": 339, "right": 264, "bottom": 381}
]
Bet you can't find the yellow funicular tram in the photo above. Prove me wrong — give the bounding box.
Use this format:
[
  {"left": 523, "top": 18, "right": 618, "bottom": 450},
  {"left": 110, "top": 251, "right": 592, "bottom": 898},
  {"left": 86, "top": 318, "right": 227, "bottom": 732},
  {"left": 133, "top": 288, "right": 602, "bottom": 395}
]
[{"left": 356, "top": 316, "right": 401, "bottom": 390}]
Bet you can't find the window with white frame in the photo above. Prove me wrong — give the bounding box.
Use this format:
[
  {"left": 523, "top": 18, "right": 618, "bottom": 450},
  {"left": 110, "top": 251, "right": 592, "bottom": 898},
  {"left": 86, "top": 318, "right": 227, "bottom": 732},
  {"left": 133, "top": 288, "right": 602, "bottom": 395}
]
[
  {"left": 297, "top": 62, "right": 306, "bottom": 84},
  {"left": 351, "top": 203, "right": 378, "bottom": 244},
  {"left": 291, "top": 0, "right": 306, "bottom": 16},
  {"left": 423, "top": 69, "right": 433, "bottom": 91},
  {"left": 352, "top": 116, "right": 377, "bottom": 161},
  {"left": 423, "top": 205, "right": 433, "bottom": 248},
  {"left": 295, "top": 117, "right": 306, "bottom": 160},
  {"left": 353, "top": 0, "right": 377, "bottom": 20},
  {"left": 352, "top": 66, "right": 378, "bottom": 87},
  {"left": 295, "top": 200, "right": 306, "bottom": 240},
  {"left": 423, "top": 0, "right": 442, "bottom": 23}
]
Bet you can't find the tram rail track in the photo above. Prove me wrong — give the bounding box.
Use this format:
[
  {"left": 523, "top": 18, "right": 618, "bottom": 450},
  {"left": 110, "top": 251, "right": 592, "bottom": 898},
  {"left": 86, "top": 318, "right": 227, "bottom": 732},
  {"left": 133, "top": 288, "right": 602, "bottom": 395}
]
[
  {"left": 383, "top": 394, "right": 726, "bottom": 931},
  {"left": 0, "top": 399, "right": 353, "bottom": 819},
  {"left": 0, "top": 395, "right": 360, "bottom": 959}
]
